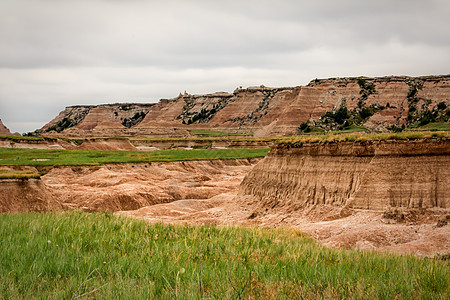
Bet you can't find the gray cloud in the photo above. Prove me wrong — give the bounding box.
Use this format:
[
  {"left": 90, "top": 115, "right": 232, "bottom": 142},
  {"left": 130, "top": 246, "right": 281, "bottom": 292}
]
[{"left": 0, "top": 0, "right": 449, "bottom": 133}]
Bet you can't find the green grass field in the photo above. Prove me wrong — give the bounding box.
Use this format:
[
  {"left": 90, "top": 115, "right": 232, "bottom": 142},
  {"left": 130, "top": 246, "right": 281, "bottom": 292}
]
[
  {"left": 0, "top": 211, "right": 447, "bottom": 299},
  {"left": 0, "top": 148, "right": 270, "bottom": 167}
]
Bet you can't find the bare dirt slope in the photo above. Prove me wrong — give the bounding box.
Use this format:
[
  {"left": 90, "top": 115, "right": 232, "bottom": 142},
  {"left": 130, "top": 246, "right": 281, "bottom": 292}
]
[
  {"left": 0, "top": 178, "right": 61, "bottom": 213},
  {"left": 42, "top": 159, "right": 258, "bottom": 212}
]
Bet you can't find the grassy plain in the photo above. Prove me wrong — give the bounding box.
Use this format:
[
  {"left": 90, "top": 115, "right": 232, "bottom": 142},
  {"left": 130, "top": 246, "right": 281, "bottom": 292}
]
[
  {"left": 0, "top": 211, "right": 448, "bottom": 299},
  {"left": 0, "top": 148, "right": 269, "bottom": 167}
]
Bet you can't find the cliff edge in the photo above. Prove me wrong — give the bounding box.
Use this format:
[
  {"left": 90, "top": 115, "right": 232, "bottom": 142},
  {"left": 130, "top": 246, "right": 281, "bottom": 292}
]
[{"left": 239, "top": 138, "right": 450, "bottom": 212}]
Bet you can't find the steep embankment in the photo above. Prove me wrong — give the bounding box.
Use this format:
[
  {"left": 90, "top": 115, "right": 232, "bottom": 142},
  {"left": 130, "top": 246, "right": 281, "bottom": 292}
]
[
  {"left": 239, "top": 139, "right": 449, "bottom": 212},
  {"left": 41, "top": 75, "right": 450, "bottom": 137}
]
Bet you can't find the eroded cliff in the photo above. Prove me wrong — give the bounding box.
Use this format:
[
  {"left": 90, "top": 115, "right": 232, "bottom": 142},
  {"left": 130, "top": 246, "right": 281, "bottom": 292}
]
[
  {"left": 239, "top": 139, "right": 450, "bottom": 212},
  {"left": 41, "top": 103, "right": 155, "bottom": 136},
  {"left": 41, "top": 75, "right": 450, "bottom": 137}
]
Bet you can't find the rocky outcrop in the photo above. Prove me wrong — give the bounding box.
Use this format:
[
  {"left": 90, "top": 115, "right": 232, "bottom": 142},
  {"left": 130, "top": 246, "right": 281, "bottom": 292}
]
[
  {"left": 0, "top": 119, "right": 14, "bottom": 135},
  {"left": 238, "top": 139, "right": 450, "bottom": 212},
  {"left": 41, "top": 103, "right": 155, "bottom": 136},
  {"left": 41, "top": 75, "right": 450, "bottom": 137}
]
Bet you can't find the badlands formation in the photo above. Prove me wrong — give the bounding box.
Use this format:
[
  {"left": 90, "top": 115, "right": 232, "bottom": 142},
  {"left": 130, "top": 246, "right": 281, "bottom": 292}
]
[
  {"left": 1, "top": 138, "right": 449, "bottom": 256},
  {"left": 40, "top": 75, "right": 450, "bottom": 137},
  {"left": 1, "top": 75, "right": 449, "bottom": 256}
]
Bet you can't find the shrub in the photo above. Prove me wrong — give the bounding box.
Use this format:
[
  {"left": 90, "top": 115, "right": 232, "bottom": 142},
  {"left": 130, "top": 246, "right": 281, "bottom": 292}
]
[{"left": 437, "top": 102, "right": 447, "bottom": 110}]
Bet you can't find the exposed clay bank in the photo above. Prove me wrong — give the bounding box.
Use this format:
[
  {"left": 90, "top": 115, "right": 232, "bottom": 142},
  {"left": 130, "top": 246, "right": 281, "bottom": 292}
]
[{"left": 240, "top": 139, "right": 450, "bottom": 211}]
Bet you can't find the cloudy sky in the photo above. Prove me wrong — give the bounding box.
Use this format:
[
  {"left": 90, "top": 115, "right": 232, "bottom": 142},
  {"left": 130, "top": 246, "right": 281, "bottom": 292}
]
[{"left": 1, "top": 0, "right": 449, "bottom": 133}]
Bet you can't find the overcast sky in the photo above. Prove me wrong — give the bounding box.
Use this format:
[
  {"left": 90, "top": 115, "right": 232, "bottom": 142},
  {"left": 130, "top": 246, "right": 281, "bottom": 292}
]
[{"left": 1, "top": 0, "right": 449, "bottom": 133}]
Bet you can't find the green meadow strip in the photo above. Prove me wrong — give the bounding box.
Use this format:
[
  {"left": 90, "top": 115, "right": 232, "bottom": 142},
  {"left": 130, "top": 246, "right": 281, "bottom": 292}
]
[
  {"left": 0, "top": 148, "right": 270, "bottom": 166},
  {"left": 0, "top": 211, "right": 447, "bottom": 299}
]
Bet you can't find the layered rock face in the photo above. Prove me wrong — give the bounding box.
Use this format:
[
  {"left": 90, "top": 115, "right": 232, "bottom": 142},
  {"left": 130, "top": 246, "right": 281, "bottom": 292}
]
[
  {"left": 42, "top": 103, "right": 155, "bottom": 137},
  {"left": 42, "top": 75, "right": 450, "bottom": 137},
  {"left": 0, "top": 119, "right": 12, "bottom": 135},
  {"left": 238, "top": 139, "right": 450, "bottom": 211}
]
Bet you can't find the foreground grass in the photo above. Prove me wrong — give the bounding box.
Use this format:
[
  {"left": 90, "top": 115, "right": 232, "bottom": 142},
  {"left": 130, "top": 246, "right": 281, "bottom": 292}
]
[
  {"left": 0, "top": 148, "right": 269, "bottom": 166},
  {"left": 0, "top": 212, "right": 448, "bottom": 299}
]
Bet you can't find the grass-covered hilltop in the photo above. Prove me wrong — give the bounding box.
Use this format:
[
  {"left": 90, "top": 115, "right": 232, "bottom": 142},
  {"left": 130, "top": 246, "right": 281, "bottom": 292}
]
[{"left": 0, "top": 211, "right": 448, "bottom": 299}]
